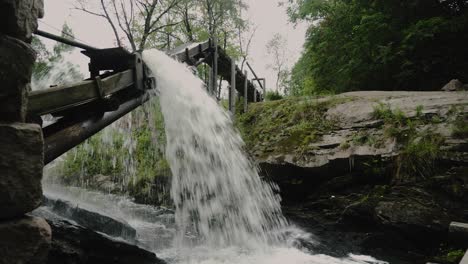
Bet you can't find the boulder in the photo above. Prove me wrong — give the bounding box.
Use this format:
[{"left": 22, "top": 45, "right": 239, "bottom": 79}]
[
  {"left": 44, "top": 196, "right": 137, "bottom": 241},
  {"left": 0, "top": 0, "right": 45, "bottom": 41},
  {"left": 0, "top": 34, "right": 35, "bottom": 121},
  {"left": 441, "top": 79, "right": 463, "bottom": 91},
  {"left": 0, "top": 215, "right": 51, "bottom": 264},
  {"left": 0, "top": 123, "right": 43, "bottom": 219},
  {"left": 31, "top": 207, "right": 165, "bottom": 264}
]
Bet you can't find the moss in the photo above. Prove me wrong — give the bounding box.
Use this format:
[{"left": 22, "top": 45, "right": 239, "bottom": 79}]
[
  {"left": 452, "top": 115, "right": 468, "bottom": 138},
  {"left": 237, "top": 96, "right": 352, "bottom": 156},
  {"left": 434, "top": 249, "right": 465, "bottom": 264},
  {"left": 340, "top": 141, "right": 351, "bottom": 150}
]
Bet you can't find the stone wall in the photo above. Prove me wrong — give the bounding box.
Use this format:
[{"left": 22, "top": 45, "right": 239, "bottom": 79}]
[{"left": 0, "top": 1, "right": 51, "bottom": 263}]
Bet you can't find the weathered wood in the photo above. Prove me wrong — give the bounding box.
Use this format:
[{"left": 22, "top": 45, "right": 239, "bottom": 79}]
[
  {"left": 244, "top": 70, "right": 248, "bottom": 112},
  {"left": 229, "top": 60, "right": 236, "bottom": 113},
  {"left": 212, "top": 38, "right": 218, "bottom": 96},
  {"left": 169, "top": 40, "right": 262, "bottom": 102},
  {"left": 28, "top": 70, "right": 134, "bottom": 116},
  {"left": 253, "top": 87, "right": 257, "bottom": 102},
  {"left": 43, "top": 93, "right": 149, "bottom": 164}
]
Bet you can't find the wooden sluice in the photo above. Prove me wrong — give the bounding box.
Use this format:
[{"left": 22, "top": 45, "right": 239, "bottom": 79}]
[
  {"left": 31, "top": 30, "right": 265, "bottom": 164},
  {"left": 169, "top": 40, "right": 265, "bottom": 103}
]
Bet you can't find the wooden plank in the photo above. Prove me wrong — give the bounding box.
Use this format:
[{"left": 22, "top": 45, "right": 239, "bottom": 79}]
[{"left": 28, "top": 70, "right": 134, "bottom": 116}]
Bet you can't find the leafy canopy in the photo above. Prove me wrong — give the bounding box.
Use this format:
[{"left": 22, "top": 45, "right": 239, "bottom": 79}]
[{"left": 287, "top": 0, "right": 468, "bottom": 95}]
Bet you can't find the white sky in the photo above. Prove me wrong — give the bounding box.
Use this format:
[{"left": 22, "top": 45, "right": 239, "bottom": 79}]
[{"left": 38, "top": 0, "right": 307, "bottom": 92}]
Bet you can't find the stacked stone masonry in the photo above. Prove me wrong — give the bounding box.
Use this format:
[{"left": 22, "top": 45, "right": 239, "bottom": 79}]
[{"left": 0, "top": 1, "right": 51, "bottom": 263}]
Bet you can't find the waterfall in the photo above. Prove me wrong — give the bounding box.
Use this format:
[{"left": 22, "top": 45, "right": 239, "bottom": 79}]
[
  {"left": 142, "top": 49, "right": 387, "bottom": 264},
  {"left": 143, "top": 49, "right": 287, "bottom": 249}
]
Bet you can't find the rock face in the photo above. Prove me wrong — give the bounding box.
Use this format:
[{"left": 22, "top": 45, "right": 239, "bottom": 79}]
[
  {"left": 31, "top": 207, "right": 165, "bottom": 264},
  {"left": 0, "top": 216, "right": 51, "bottom": 264},
  {"left": 44, "top": 196, "right": 137, "bottom": 241},
  {"left": 0, "top": 123, "right": 44, "bottom": 219},
  {"left": 0, "top": 35, "right": 35, "bottom": 121},
  {"left": 239, "top": 92, "right": 468, "bottom": 186},
  {"left": 442, "top": 79, "right": 464, "bottom": 91},
  {"left": 239, "top": 91, "right": 468, "bottom": 263},
  {"left": 0, "top": 0, "right": 45, "bottom": 41}
]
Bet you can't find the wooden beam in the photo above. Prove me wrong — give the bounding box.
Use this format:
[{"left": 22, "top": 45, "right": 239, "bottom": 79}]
[
  {"left": 28, "top": 70, "right": 134, "bottom": 116},
  {"left": 244, "top": 70, "right": 248, "bottom": 112},
  {"left": 229, "top": 60, "right": 236, "bottom": 113},
  {"left": 212, "top": 38, "right": 218, "bottom": 96}
]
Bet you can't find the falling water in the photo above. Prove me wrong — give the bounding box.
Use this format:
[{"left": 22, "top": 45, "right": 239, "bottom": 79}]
[
  {"left": 142, "top": 50, "right": 387, "bottom": 264},
  {"left": 143, "top": 49, "right": 287, "bottom": 249}
]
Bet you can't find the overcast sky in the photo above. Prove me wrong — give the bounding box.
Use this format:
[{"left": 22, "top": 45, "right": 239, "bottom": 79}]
[{"left": 38, "top": 0, "right": 307, "bottom": 92}]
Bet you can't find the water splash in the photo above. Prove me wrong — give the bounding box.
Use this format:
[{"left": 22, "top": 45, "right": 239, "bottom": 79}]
[{"left": 143, "top": 49, "right": 287, "bottom": 249}]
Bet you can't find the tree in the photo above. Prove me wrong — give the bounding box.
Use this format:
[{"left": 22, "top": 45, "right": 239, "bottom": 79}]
[
  {"left": 32, "top": 23, "right": 83, "bottom": 90},
  {"left": 266, "top": 33, "right": 290, "bottom": 93},
  {"left": 237, "top": 20, "right": 257, "bottom": 71},
  {"left": 75, "top": 0, "right": 182, "bottom": 51},
  {"left": 286, "top": 0, "right": 468, "bottom": 94}
]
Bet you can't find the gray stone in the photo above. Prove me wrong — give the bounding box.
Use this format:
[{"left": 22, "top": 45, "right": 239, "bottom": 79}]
[
  {"left": 0, "top": 123, "right": 43, "bottom": 219},
  {"left": 441, "top": 79, "right": 463, "bottom": 91},
  {"left": 0, "top": 34, "right": 35, "bottom": 122},
  {"left": 31, "top": 207, "right": 165, "bottom": 264},
  {"left": 0, "top": 0, "right": 45, "bottom": 41},
  {"left": 0, "top": 216, "right": 51, "bottom": 264},
  {"left": 44, "top": 196, "right": 137, "bottom": 241},
  {"left": 461, "top": 250, "right": 468, "bottom": 264}
]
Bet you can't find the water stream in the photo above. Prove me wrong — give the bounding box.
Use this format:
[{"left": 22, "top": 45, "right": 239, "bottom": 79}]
[{"left": 43, "top": 49, "right": 387, "bottom": 264}]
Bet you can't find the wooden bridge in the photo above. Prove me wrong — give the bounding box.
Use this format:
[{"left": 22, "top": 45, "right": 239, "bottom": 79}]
[{"left": 31, "top": 30, "right": 266, "bottom": 165}]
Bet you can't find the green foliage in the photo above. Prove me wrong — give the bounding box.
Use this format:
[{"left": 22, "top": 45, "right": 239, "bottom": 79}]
[
  {"left": 265, "top": 91, "right": 284, "bottom": 101},
  {"left": 59, "top": 99, "right": 170, "bottom": 203},
  {"left": 399, "top": 131, "right": 444, "bottom": 180},
  {"left": 371, "top": 104, "right": 446, "bottom": 182},
  {"left": 32, "top": 23, "right": 83, "bottom": 86},
  {"left": 452, "top": 115, "right": 468, "bottom": 138},
  {"left": 287, "top": 0, "right": 468, "bottom": 94},
  {"left": 434, "top": 249, "right": 466, "bottom": 264},
  {"left": 237, "top": 96, "right": 346, "bottom": 156}
]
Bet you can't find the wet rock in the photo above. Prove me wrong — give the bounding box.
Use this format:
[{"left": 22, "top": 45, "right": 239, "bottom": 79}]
[
  {"left": 31, "top": 207, "right": 165, "bottom": 264},
  {"left": 44, "top": 196, "right": 137, "bottom": 241},
  {"left": 94, "top": 174, "right": 119, "bottom": 193},
  {"left": 0, "top": 34, "right": 35, "bottom": 121},
  {"left": 0, "top": 0, "right": 45, "bottom": 41},
  {"left": 441, "top": 79, "right": 463, "bottom": 91},
  {"left": 0, "top": 123, "right": 43, "bottom": 219},
  {"left": 0, "top": 215, "right": 51, "bottom": 264}
]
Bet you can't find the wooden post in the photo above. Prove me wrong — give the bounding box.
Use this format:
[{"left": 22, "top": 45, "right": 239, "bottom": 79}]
[
  {"left": 243, "top": 71, "right": 248, "bottom": 112},
  {"left": 253, "top": 88, "right": 257, "bottom": 102},
  {"left": 211, "top": 38, "right": 218, "bottom": 96},
  {"left": 229, "top": 60, "right": 236, "bottom": 113},
  {"left": 263, "top": 79, "right": 266, "bottom": 101}
]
